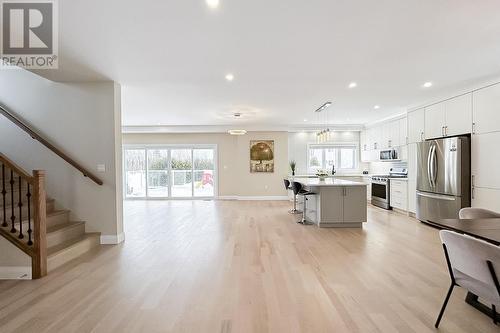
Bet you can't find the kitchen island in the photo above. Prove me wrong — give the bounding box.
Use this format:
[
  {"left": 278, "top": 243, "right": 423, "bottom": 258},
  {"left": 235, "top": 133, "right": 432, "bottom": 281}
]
[{"left": 293, "top": 177, "right": 368, "bottom": 227}]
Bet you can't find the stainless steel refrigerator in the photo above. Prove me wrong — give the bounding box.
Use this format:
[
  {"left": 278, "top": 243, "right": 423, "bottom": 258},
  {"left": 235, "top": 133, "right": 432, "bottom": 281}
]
[{"left": 416, "top": 136, "right": 470, "bottom": 222}]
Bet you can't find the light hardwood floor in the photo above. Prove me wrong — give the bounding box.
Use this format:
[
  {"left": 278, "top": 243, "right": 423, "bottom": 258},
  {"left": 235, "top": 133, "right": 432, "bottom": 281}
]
[{"left": 0, "top": 200, "right": 498, "bottom": 333}]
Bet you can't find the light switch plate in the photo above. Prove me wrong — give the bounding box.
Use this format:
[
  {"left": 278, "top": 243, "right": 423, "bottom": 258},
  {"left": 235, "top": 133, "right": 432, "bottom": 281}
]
[{"left": 97, "top": 164, "right": 106, "bottom": 172}]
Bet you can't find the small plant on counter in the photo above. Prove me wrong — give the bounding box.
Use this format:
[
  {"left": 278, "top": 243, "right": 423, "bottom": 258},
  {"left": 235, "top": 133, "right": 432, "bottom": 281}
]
[
  {"left": 316, "top": 169, "right": 329, "bottom": 181},
  {"left": 289, "top": 160, "right": 296, "bottom": 176}
]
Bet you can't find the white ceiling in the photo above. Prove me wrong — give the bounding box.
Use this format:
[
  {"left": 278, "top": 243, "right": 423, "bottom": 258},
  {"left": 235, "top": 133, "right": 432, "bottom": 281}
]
[{"left": 39, "top": 0, "right": 500, "bottom": 128}]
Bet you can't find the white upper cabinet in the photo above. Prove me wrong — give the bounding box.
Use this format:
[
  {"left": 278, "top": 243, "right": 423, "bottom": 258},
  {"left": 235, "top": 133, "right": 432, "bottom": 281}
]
[
  {"left": 425, "top": 93, "right": 473, "bottom": 139},
  {"left": 425, "top": 103, "right": 446, "bottom": 139},
  {"left": 389, "top": 120, "right": 400, "bottom": 147},
  {"left": 473, "top": 83, "right": 500, "bottom": 135},
  {"left": 445, "top": 93, "right": 472, "bottom": 136},
  {"left": 399, "top": 117, "right": 408, "bottom": 146},
  {"left": 360, "top": 130, "right": 367, "bottom": 151},
  {"left": 408, "top": 108, "right": 425, "bottom": 143}
]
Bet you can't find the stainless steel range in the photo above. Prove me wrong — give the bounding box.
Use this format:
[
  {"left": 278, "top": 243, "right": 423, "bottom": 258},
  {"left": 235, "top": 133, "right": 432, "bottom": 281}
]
[{"left": 371, "top": 168, "right": 408, "bottom": 210}]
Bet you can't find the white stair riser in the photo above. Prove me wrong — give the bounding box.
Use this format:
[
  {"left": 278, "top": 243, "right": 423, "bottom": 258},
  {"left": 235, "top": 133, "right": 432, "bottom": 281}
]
[{"left": 47, "top": 224, "right": 85, "bottom": 248}]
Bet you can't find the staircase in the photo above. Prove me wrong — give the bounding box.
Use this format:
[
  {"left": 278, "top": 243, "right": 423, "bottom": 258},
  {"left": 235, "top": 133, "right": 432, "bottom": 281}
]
[{"left": 0, "top": 155, "right": 101, "bottom": 278}]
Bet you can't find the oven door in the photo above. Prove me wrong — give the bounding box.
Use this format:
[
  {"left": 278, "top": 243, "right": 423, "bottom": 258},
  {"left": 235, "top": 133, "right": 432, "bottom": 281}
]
[{"left": 371, "top": 181, "right": 390, "bottom": 208}]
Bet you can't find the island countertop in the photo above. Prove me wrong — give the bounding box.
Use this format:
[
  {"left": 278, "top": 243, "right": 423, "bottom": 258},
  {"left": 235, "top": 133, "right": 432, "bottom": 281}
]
[{"left": 292, "top": 177, "right": 368, "bottom": 187}]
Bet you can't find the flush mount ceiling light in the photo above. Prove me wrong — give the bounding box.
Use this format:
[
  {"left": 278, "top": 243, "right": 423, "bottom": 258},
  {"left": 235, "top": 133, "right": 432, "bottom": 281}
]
[
  {"left": 228, "top": 129, "right": 247, "bottom": 135},
  {"left": 225, "top": 73, "right": 234, "bottom": 81},
  {"left": 423, "top": 81, "right": 433, "bottom": 88},
  {"left": 206, "top": 0, "right": 220, "bottom": 9},
  {"left": 348, "top": 82, "right": 357, "bottom": 89}
]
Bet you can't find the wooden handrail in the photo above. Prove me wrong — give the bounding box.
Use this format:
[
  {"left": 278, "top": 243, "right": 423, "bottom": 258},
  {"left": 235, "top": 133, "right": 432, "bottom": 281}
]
[{"left": 0, "top": 105, "right": 103, "bottom": 185}]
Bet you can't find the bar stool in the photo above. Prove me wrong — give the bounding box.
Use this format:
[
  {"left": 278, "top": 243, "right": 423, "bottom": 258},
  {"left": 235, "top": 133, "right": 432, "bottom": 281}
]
[
  {"left": 284, "top": 179, "right": 301, "bottom": 214},
  {"left": 291, "top": 181, "right": 315, "bottom": 225}
]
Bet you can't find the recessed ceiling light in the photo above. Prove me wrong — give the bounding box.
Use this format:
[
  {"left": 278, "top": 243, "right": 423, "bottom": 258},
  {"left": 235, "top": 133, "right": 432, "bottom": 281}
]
[
  {"left": 225, "top": 73, "right": 234, "bottom": 81},
  {"left": 303, "top": 118, "right": 308, "bottom": 122},
  {"left": 228, "top": 129, "right": 247, "bottom": 135},
  {"left": 374, "top": 105, "right": 380, "bottom": 109},
  {"left": 348, "top": 82, "right": 357, "bottom": 88},
  {"left": 206, "top": 0, "right": 220, "bottom": 9},
  {"left": 423, "top": 82, "right": 433, "bottom": 88}
]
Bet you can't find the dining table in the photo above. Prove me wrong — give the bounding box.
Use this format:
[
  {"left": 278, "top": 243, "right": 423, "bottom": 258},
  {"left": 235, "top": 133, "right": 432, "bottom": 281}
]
[{"left": 424, "top": 218, "right": 500, "bottom": 321}]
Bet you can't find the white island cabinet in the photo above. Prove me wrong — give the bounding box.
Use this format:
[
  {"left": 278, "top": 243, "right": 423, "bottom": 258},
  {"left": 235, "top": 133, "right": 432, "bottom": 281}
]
[{"left": 294, "top": 178, "right": 368, "bottom": 227}]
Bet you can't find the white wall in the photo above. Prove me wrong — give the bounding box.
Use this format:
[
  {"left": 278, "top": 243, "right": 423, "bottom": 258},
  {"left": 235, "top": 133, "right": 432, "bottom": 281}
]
[
  {"left": 0, "top": 68, "right": 124, "bottom": 271},
  {"left": 288, "top": 131, "right": 367, "bottom": 174},
  {"left": 122, "top": 131, "right": 289, "bottom": 198}
]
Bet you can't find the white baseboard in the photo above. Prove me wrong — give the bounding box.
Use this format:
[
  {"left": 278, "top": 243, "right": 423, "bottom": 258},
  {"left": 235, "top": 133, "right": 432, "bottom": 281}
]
[
  {"left": 218, "top": 196, "right": 289, "bottom": 201},
  {"left": 0, "top": 266, "right": 32, "bottom": 280},
  {"left": 100, "top": 232, "right": 125, "bottom": 245}
]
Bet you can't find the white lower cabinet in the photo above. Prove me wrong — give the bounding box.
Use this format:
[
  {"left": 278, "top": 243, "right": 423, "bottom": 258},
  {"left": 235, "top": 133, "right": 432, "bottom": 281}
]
[
  {"left": 390, "top": 180, "right": 408, "bottom": 211},
  {"left": 407, "top": 143, "right": 417, "bottom": 213},
  {"left": 472, "top": 187, "right": 500, "bottom": 213}
]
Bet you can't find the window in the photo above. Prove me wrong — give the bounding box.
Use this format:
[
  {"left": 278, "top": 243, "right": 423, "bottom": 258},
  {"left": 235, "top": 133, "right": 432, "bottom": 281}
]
[
  {"left": 124, "top": 145, "right": 217, "bottom": 199},
  {"left": 308, "top": 144, "right": 358, "bottom": 173}
]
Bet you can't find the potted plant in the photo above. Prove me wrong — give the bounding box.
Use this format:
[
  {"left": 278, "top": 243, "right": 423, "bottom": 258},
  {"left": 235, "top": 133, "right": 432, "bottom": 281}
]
[{"left": 289, "top": 160, "right": 296, "bottom": 176}]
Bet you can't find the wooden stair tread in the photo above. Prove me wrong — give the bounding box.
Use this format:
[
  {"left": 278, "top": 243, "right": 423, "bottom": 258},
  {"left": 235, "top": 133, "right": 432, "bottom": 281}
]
[{"left": 48, "top": 233, "right": 100, "bottom": 257}]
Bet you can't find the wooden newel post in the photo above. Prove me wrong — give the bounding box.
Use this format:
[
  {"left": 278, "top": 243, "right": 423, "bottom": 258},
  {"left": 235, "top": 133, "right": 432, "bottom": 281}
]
[{"left": 32, "top": 170, "right": 47, "bottom": 279}]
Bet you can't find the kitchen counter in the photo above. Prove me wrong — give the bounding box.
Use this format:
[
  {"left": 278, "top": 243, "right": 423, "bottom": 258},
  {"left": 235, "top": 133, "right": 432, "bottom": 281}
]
[
  {"left": 292, "top": 177, "right": 368, "bottom": 187},
  {"left": 294, "top": 178, "right": 368, "bottom": 228}
]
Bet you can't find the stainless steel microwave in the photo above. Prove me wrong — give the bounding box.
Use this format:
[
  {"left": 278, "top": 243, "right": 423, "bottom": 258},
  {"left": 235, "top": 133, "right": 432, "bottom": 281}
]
[{"left": 380, "top": 149, "right": 397, "bottom": 160}]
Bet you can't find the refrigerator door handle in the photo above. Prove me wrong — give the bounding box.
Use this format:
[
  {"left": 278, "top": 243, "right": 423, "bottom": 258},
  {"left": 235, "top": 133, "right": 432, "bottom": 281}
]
[
  {"left": 417, "top": 191, "right": 456, "bottom": 201},
  {"left": 431, "top": 144, "right": 438, "bottom": 187},
  {"left": 427, "top": 144, "right": 433, "bottom": 188}
]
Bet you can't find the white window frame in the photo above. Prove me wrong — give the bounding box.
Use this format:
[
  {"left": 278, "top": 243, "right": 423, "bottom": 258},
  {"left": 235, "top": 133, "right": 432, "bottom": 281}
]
[
  {"left": 123, "top": 144, "right": 218, "bottom": 200},
  {"left": 306, "top": 142, "right": 359, "bottom": 173}
]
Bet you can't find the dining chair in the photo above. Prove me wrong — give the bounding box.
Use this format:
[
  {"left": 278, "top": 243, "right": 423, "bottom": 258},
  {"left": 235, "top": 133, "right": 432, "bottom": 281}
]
[
  {"left": 459, "top": 208, "right": 500, "bottom": 219},
  {"left": 435, "top": 230, "right": 500, "bottom": 328}
]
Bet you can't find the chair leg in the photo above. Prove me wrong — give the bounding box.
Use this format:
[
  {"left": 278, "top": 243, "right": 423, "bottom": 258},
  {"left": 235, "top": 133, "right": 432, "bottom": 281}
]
[
  {"left": 435, "top": 283, "right": 455, "bottom": 328},
  {"left": 493, "top": 304, "right": 497, "bottom": 325}
]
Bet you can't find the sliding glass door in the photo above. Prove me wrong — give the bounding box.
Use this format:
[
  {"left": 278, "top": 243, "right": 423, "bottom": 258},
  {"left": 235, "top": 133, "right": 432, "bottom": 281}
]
[
  {"left": 124, "top": 145, "right": 216, "bottom": 199},
  {"left": 193, "top": 149, "right": 215, "bottom": 197},
  {"left": 147, "top": 149, "right": 169, "bottom": 197},
  {"left": 171, "top": 149, "right": 193, "bottom": 197}
]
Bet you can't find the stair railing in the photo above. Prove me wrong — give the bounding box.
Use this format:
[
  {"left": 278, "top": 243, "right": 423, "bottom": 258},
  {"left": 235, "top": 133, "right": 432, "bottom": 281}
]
[
  {"left": 0, "top": 153, "right": 47, "bottom": 278},
  {"left": 0, "top": 104, "right": 103, "bottom": 185}
]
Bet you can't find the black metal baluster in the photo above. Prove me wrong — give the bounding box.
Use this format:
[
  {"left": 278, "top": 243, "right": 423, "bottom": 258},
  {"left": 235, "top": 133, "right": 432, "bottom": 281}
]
[
  {"left": 1, "top": 164, "right": 6, "bottom": 227},
  {"left": 26, "top": 184, "right": 32, "bottom": 245},
  {"left": 10, "top": 170, "right": 16, "bottom": 233},
  {"left": 18, "top": 176, "right": 23, "bottom": 239}
]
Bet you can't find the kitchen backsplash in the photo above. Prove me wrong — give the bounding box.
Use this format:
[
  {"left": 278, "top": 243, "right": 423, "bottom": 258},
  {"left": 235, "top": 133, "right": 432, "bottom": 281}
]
[{"left": 369, "top": 161, "right": 408, "bottom": 175}]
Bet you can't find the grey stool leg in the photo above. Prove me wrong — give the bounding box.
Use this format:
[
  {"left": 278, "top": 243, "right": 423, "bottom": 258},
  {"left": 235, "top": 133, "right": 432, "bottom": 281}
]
[
  {"left": 289, "top": 193, "right": 301, "bottom": 214},
  {"left": 299, "top": 195, "right": 313, "bottom": 225}
]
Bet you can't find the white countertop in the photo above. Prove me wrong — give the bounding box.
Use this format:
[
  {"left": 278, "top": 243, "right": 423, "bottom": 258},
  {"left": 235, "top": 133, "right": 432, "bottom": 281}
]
[{"left": 293, "top": 177, "right": 368, "bottom": 187}]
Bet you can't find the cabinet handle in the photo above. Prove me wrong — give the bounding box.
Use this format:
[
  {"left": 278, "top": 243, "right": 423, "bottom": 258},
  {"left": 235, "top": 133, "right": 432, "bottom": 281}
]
[
  {"left": 441, "top": 126, "right": 444, "bottom": 137},
  {"left": 472, "top": 122, "right": 476, "bottom": 135},
  {"left": 420, "top": 132, "right": 423, "bottom": 141},
  {"left": 445, "top": 126, "right": 448, "bottom": 137},
  {"left": 471, "top": 175, "right": 475, "bottom": 199}
]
